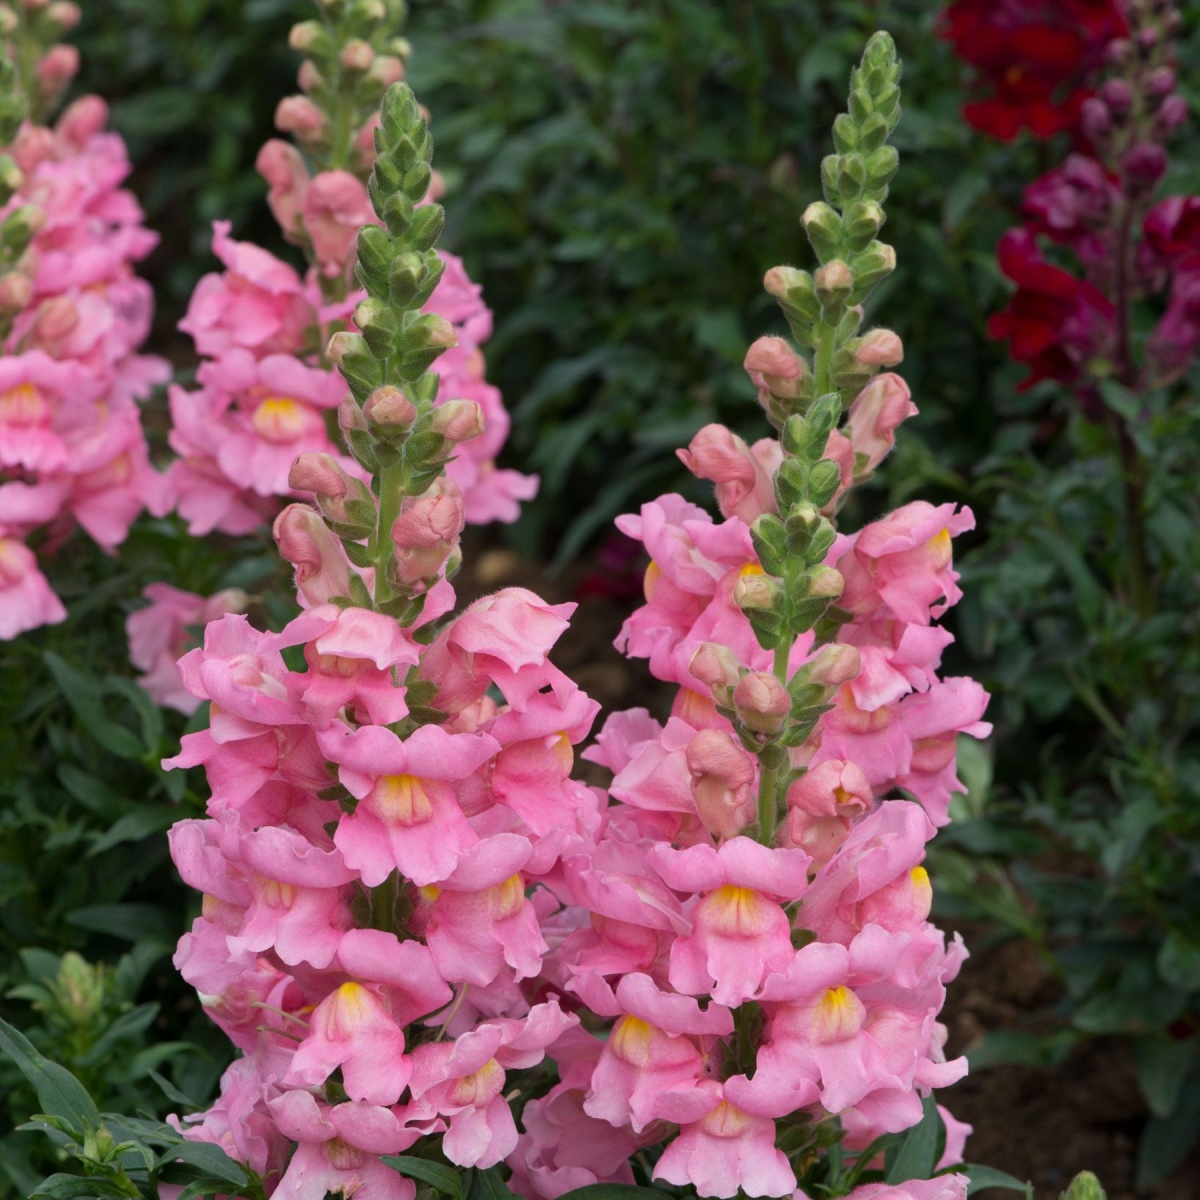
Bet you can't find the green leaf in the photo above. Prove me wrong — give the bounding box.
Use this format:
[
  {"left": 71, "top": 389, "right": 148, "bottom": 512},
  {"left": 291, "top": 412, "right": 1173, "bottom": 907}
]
[
  {"left": 383, "top": 1156, "right": 465, "bottom": 1200},
  {"left": 1136, "top": 1066, "right": 1200, "bottom": 1188},
  {"left": 556, "top": 1188, "right": 671, "bottom": 1200},
  {"left": 964, "top": 1164, "right": 1034, "bottom": 1196},
  {"left": 66, "top": 903, "right": 173, "bottom": 941},
  {"left": 0, "top": 1016, "right": 100, "bottom": 1135},
  {"left": 1158, "top": 931, "right": 1200, "bottom": 991},
  {"left": 156, "top": 1139, "right": 249, "bottom": 1186},
  {"left": 31, "top": 1175, "right": 131, "bottom": 1199},
  {"left": 469, "top": 1167, "right": 517, "bottom": 1200},
  {"left": 43, "top": 654, "right": 144, "bottom": 760},
  {"left": 1135, "top": 1036, "right": 1199, "bottom": 1118},
  {"left": 88, "top": 808, "right": 177, "bottom": 856},
  {"left": 885, "top": 1092, "right": 940, "bottom": 1183}
]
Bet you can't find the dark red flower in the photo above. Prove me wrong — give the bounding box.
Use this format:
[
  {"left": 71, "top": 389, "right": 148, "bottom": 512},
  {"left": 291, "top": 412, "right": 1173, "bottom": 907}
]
[
  {"left": 941, "top": 0, "right": 1127, "bottom": 140},
  {"left": 989, "top": 228, "right": 1116, "bottom": 387}
]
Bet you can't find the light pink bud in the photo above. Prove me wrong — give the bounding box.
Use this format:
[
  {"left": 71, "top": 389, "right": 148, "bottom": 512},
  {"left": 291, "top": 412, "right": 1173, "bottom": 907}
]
[
  {"left": 47, "top": 0, "right": 80, "bottom": 27},
  {"left": 364, "top": 385, "right": 417, "bottom": 428},
  {"left": 340, "top": 39, "right": 375, "bottom": 72},
  {"left": 368, "top": 55, "right": 406, "bottom": 88},
  {"left": 733, "top": 672, "right": 791, "bottom": 735},
  {"left": 276, "top": 95, "right": 325, "bottom": 137},
  {"left": 0, "top": 272, "right": 32, "bottom": 313},
  {"left": 429, "top": 399, "right": 484, "bottom": 443},
  {"left": 288, "top": 452, "right": 349, "bottom": 499},
  {"left": 855, "top": 328, "right": 903, "bottom": 367},
  {"left": 55, "top": 95, "right": 107, "bottom": 148},
  {"left": 686, "top": 729, "right": 757, "bottom": 839},
  {"left": 256, "top": 139, "right": 310, "bottom": 236},
  {"left": 273, "top": 504, "right": 352, "bottom": 606},
  {"left": 763, "top": 265, "right": 805, "bottom": 301},
  {"left": 287, "top": 20, "right": 323, "bottom": 52},
  {"left": 338, "top": 394, "right": 368, "bottom": 435},
  {"left": 35, "top": 44, "right": 79, "bottom": 91},
  {"left": 744, "top": 336, "right": 803, "bottom": 381},
  {"left": 805, "top": 643, "right": 860, "bottom": 687},
  {"left": 814, "top": 259, "right": 854, "bottom": 293},
  {"left": 34, "top": 295, "right": 77, "bottom": 341},
  {"left": 414, "top": 313, "right": 457, "bottom": 350},
  {"left": 325, "top": 331, "right": 361, "bottom": 364},
  {"left": 0, "top": 9, "right": 15, "bottom": 34},
  {"left": 354, "top": 113, "right": 383, "bottom": 167},
  {"left": 733, "top": 570, "right": 778, "bottom": 612},
  {"left": 12, "top": 126, "right": 55, "bottom": 174},
  {"left": 689, "top": 642, "right": 742, "bottom": 698},
  {"left": 297, "top": 60, "right": 324, "bottom": 92},
  {"left": 846, "top": 372, "right": 917, "bottom": 475},
  {"left": 390, "top": 478, "right": 465, "bottom": 589},
  {"left": 808, "top": 566, "right": 844, "bottom": 599}
]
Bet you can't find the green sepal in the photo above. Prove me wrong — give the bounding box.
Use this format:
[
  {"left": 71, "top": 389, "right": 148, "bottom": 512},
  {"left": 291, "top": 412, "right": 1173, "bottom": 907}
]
[
  {"left": 342, "top": 538, "right": 376, "bottom": 569},
  {"left": 750, "top": 513, "right": 789, "bottom": 577}
]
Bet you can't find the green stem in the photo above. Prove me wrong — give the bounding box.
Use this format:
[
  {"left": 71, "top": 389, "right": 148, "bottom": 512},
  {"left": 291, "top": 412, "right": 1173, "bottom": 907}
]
[
  {"left": 814, "top": 319, "right": 836, "bottom": 398},
  {"left": 757, "top": 755, "right": 779, "bottom": 846},
  {"left": 373, "top": 456, "right": 408, "bottom": 609}
]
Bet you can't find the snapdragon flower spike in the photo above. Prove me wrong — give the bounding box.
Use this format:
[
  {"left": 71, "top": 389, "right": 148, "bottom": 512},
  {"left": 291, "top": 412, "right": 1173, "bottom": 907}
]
[
  {"left": 160, "top": 0, "right": 534, "bottom": 543},
  {"left": 164, "top": 74, "right": 599, "bottom": 1200},
  {"left": 0, "top": 25, "right": 169, "bottom": 638},
  {"left": 540, "top": 35, "right": 986, "bottom": 1199}
]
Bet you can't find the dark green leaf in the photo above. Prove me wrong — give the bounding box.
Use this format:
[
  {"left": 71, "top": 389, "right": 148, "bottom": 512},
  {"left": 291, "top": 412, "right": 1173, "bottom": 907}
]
[
  {"left": 885, "top": 1092, "right": 940, "bottom": 1183},
  {"left": 0, "top": 1016, "right": 100, "bottom": 1135},
  {"left": 965, "top": 1164, "right": 1034, "bottom": 1196},
  {"left": 384, "top": 1157, "right": 466, "bottom": 1200}
]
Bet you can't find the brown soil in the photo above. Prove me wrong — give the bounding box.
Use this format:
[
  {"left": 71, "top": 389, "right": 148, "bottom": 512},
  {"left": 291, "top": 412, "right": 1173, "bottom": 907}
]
[
  {"left": 941, "top": 926, "right": 1200, "bottom": 1199},
  {"left": 460, "top": 538, "right": 1200, "bottom": 1200}
]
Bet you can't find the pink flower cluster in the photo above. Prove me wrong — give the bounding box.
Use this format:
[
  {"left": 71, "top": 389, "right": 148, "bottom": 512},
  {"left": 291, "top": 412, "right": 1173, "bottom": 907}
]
[
  {"left": 0, "top": 96, "right": 169, "bottom": 638},
  {"left": 163, "top": 575, "right": 605, "bottom": 1198},
  {"left": 164, "top": 166, "right": 534, "bottom": 537},
  {"left": 498, "top": 350, "right": 988, "bottom": 1199}
]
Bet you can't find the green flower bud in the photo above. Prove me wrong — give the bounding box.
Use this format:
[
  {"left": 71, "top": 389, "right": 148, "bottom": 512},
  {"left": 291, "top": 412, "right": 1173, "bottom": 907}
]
[
  {"left": 801, "top": 202, "right": 843, "bottom": 262},
  {"left": 1061, "top": 1172, "right": 1106, "bottom": 1200}
]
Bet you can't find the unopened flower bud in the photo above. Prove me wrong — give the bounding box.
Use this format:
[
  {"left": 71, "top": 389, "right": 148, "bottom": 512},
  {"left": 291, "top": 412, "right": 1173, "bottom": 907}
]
[
  {"left": 364, "top": 385, "right": 417, "bottom": 429},
  {"left": 275, "top": 95, "right": 325, "bottom": 137},
  {"left": 325, "top": 331, "right": 363, "bottom": 364},
  {"left": 340, "top": 39, "right": 375, "bottom": 73},
  {"left": 1146, "top": 66, "right": 1176, "bottom": 101},
  {"left": 289, "top": 452, "right": 349, "bottom": 499},
  {"left": 35, "top": 44, "right": 79, "bottom": 91},
  {"left": 854, "top": 328, "right": 903, "bottom": 367},
  {"left": 763, "top": 266, "right": 820, "bottom": 320},
  {"left": 338, "top": 394, "right": 368, "bottom": 435},
  {"left": 808, "top": 565, "right": 844, "bottom": 599},
  {"left": 429, "top": 399, "right": 484, "bottom": 443},
  {"left": 805, "top": 643, "right": 860, "bottom": 687},
  {"left": 368, "top": 55, "right": 406, "bottom": 89},
  {"left": 408, "top": 313, "right": 457, "bottom": 350},
  {"left": 801, "top": 201, "right": 843, "bottom": 260},
  {"left": 814, "top": 259, "right": 854, "bottom": 298},
  {"left": 1121, "top": 143, "right": 1168, "bottom": 198},
  {"left": 1106, "top": 37, "right": 1133, "bottom": 66},
  {"left": 689, "top": 642, "right": 742, "bottom": 701},
  {"left": 288, "top": 20, "right": 326, "bottom": 52},
  {"left": 1156, "top": 94, "right": 1188, "bottom": 135},
  {"left": 1081, "top": 97, "right": 1112, "bottom": 141},
  {"left": 733, "top": 671, "right": 791, "bottom": 735},
  {"left": 55, "top": 95, "right": 107, "bottom": 148},
  {"left": 390, "top": 478, "right": 465, "bottom": 590},
  {"left": 273, "top": 504, "right": 352, "bottom": 606},
  {"left": 0, "top": 271, "right": 31, "bottom": 313},
  {"left": 0, "top": 8, "right": 16, "bottom": 34},
  {"left": 1060, "top": 1172, "right": 1106, "bottom": 1200},
  {"left": 298, "top": 60, "right": 324, "bottom": 93},
  {"left": 744, "top": 336, "right": 805, "bottom": 398},
  {"left": 1136, "top": 25, "right": 1159, "bottom": 53},
  {"left": 1099, "top": 79, "right": 1132, "bottom": 120},
  {"left": 34, "top": 294, "right": 77, "bottom": 340},
  {"left": 733, "top": 570, "right": 780, "bottom": 613},
  {"left": 686, "top": 729, "right": 756, "bottom": 840},
  {"left": 47, "top": 0, "right": 80, "bottom": 27}
]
